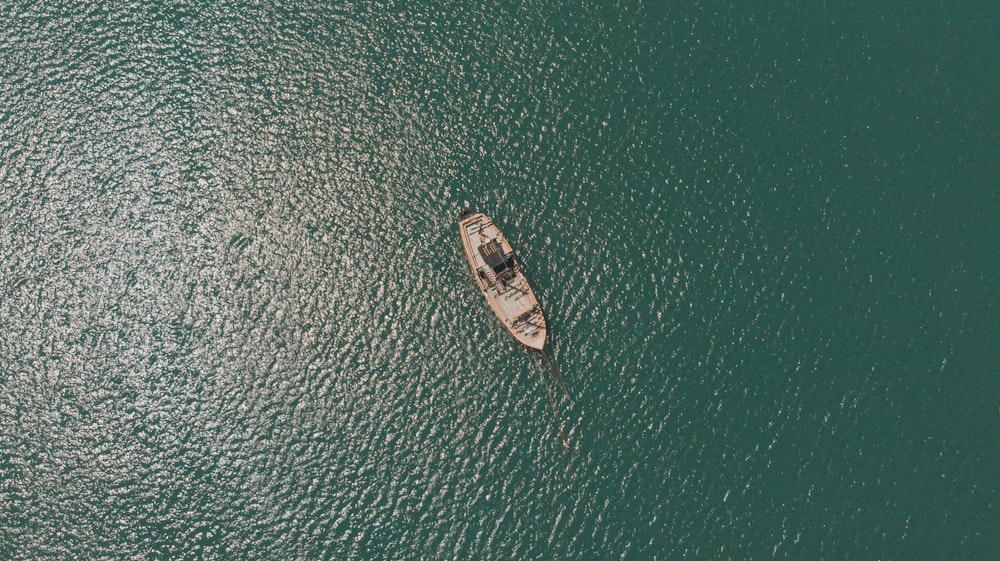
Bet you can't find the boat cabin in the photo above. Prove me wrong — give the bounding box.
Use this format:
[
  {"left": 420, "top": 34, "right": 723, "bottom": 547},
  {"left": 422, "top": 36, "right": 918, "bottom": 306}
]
[{"left": 478, "top": 239, "right": 518, "bottom": 278}]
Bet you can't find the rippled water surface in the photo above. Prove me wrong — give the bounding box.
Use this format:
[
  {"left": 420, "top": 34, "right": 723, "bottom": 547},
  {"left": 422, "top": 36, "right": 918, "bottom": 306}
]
[{"left": 2, "top": 1, "right": 997, "bottom": 559}]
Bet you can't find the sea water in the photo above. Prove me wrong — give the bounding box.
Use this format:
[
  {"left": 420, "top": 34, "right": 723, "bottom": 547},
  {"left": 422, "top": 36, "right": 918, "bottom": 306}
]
[{"left": 1, "top": 1, "right": 997, "bottom": 559}]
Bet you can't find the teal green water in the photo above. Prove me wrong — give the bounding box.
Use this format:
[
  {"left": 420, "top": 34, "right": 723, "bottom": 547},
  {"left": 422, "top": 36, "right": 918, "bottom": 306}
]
[{"left": 2, "top": 1, "right": 997, "bottom": 559}]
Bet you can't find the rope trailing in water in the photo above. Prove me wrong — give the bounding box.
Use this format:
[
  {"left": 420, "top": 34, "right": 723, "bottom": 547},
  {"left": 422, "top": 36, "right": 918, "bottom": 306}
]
[
  {"left": 540, "top": 347, "right": 570, "bottom": 398},
  {"left": 537, "top": 364, "right": 571, "bottom": 452},
  {"left": 538, "top": 347, "right": 571, "bottom": 451}
]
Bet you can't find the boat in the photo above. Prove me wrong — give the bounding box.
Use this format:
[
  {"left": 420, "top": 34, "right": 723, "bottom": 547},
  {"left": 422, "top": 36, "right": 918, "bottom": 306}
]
[{"left": 458, "top": 209, "right": 547, "bottom": 350}]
